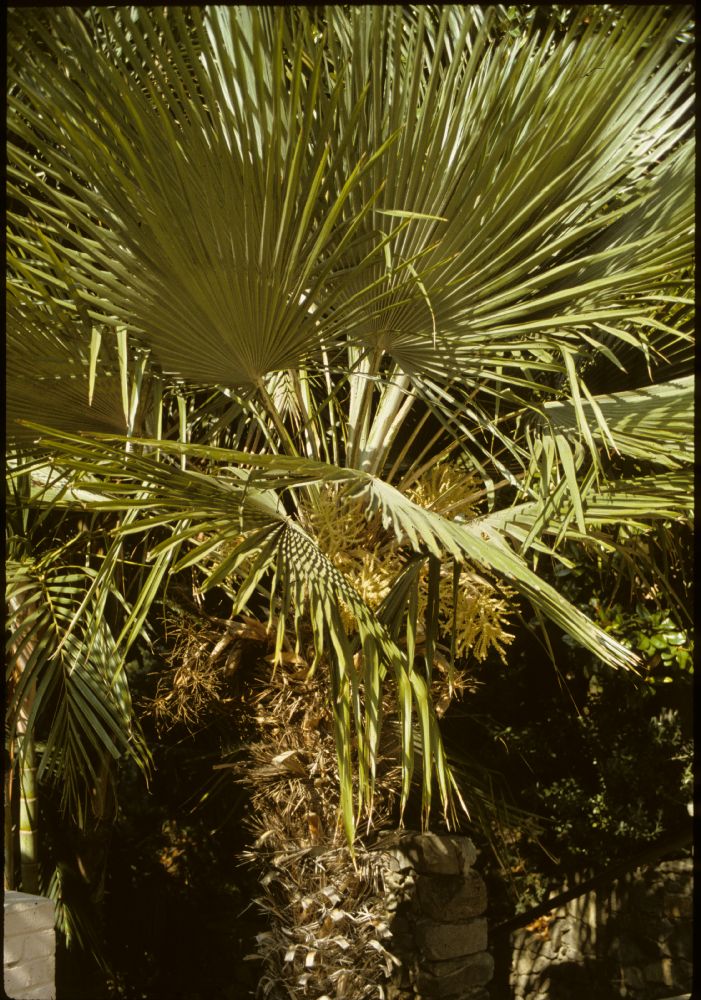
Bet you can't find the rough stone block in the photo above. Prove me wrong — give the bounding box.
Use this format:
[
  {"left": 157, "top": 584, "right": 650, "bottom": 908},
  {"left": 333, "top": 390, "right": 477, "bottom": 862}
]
[
  {"left": 519, "top": 952, "right": 554, "bottom": 977},
  {"left": 3, "top": 893, "right": 55, "bottom": 934},
  {"left": 382, "top": 847, "right": 415, "bottom": 873},
  {"left": 21, "top": 930, "right": 55, "bottom": 963},
  {"left": 452, "top": 838, "right": 478, "bottom": 874},
  {"left": 3, "top": 955, "right": 55, "bottom": 999},
  {"left": 4, "top": 934, "right": 24, "bottom": 966},
  {"left": 416, "top": 917, "right": 487, "bottom": 961},
  {"left": 415, "top": 871, "right": 487, "bottom": 923},
  {"left": 416, "top": 950, "right": 494, "bottom": 997},
  {"left": 376, "top": 832, "right": 476, "bottom": 876},
  {"left": 4, "top": 892, "right": 56, "bottom": 1000},
  {"left": 4, "top": 928, "right": 54, "bottom": 966}
]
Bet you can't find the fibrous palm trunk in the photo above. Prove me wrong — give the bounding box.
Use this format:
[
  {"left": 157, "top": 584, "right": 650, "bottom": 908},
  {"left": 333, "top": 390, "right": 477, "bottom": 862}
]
[{"left": 237, "top": 656, "right": 404, "bottom": 999}]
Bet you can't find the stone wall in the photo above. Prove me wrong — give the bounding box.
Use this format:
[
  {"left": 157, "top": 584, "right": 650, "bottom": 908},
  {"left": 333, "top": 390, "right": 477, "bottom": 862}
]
[
  {"left": 3, "top": 891, "right": 56, "bottom": 1000},
  {"left": 507, "top": 855, "right": 693, "bottom": 1000},
  {"left": 370, "top": 831, "right": 493, "bottom": 1000}
]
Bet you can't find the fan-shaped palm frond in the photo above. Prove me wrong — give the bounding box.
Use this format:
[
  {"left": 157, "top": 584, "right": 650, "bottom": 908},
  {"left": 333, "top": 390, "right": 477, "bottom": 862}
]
[
  {"left": 7, "top": 6, "right": 402, "bottom": 390},
  {"left": 8, "top": 9, "right": 693, "bottom": 453},
  {"left": 320, "top": 6, "right": 693, "bottom": 383}
]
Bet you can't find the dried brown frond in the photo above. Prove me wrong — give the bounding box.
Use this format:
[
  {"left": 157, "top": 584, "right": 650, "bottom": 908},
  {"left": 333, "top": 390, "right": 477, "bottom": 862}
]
[{"left": 141, "top": 609, "right": 243, "bottom": 731}]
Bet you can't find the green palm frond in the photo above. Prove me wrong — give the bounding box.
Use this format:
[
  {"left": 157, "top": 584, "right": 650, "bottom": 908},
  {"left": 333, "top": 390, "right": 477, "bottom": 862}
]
[
  {"left": 46, "top": 861, "right": 110, "bottom": 968},
  {"left": 17, "top": 430, "right": 461, "bottom": 835},
  {"left": 9, "top": 7, "right": 692, "bottom": 416},
  {"left": 474, "top": 470, "right": 693, "bottom": 559},
  {"left": 21, "top": 423, "right": 656, "bottom": 838},
  {"left": 6, "top": 555, "right": 148, "bottom": 826},
  {"left": 580, "top": 471, "right": 694, "bottom": 522},
  {"left": 322, "top": 5, "right": 693, "bottom": 382},
  {"left": 503, "top": 375, "right": 695, "bottom": 547},
  {"left": 30, "top": 425, "right": 645, "bottom": 675},
  {"left": 6, "top": 292, "right": 147, "bottom": 448},
  {"left": 347, "top": 470, "right": 639, "bottom": 671}
]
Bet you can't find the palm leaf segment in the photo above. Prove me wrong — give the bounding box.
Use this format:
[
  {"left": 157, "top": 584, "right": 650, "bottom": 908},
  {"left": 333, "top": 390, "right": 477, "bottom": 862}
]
[{"left": 7, "top": 6, "right": 694, "bottom": 840}]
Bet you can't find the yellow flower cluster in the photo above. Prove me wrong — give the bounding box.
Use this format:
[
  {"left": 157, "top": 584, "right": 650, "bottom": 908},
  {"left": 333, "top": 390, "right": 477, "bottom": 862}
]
[
  {"left": 406, "top": 463, "right": 481, "bottom": 521},
  {"left": 417, "top": 565, "right": 514, "bottom": 664},
  {"left": 302, "top": 487, "right": 403, "bottom": 615}
]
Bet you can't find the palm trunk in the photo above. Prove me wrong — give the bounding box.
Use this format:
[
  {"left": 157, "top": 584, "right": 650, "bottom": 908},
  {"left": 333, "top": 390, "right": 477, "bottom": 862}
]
[
  {"left": 8, "top": 593, "right": 40, "bottom": 894},
  {"left": 4, "top": 763, "right": 16, "bottom": 890},
  {"left": 18, "top": 722, "right": 39, "bottom": 894}
]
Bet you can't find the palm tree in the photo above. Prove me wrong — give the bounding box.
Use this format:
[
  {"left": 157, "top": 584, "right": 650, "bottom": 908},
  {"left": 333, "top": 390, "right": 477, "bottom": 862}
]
[{"left": 6, "top": 3, "right": 694, "bottom": 989}]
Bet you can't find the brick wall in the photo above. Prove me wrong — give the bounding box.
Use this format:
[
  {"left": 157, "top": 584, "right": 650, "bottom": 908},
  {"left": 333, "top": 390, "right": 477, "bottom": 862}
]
[{"left": 3, "top": 891, "right": 56, "bottom": 1000}]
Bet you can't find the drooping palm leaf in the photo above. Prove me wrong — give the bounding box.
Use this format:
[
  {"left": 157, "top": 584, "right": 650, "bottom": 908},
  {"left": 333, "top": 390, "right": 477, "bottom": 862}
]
[
  {"left": 20, "top": 429, "right": 459, "bottom": 823},
  {"left": 24, "top": 425, "right": 637, "bottom": 666},
  {"left": 21, "top": 422, "right": 656, "bottom": 838},
  {"left": 6, "top": 555, "right": 149, "bottom": 826}
]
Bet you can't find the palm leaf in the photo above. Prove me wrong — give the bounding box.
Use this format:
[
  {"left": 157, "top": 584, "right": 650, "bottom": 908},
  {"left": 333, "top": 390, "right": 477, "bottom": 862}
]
[
  {"left": 6, "top": 557, "right": 148, "bottom": 826},
  {"left": 9, "top": 7, "right": 693, "bottom": 470},
  {"left": 6, "top": 292, "right": 146, "bottom": 449},
  {"left": 22, "top": 431, "right": 461, "bottom": 837},
  {"left": 322, "top": 6, "right": 693, "bottom": 382},
  {"left": 472, "top": 470, "right": 693, "bottom": 558}
]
